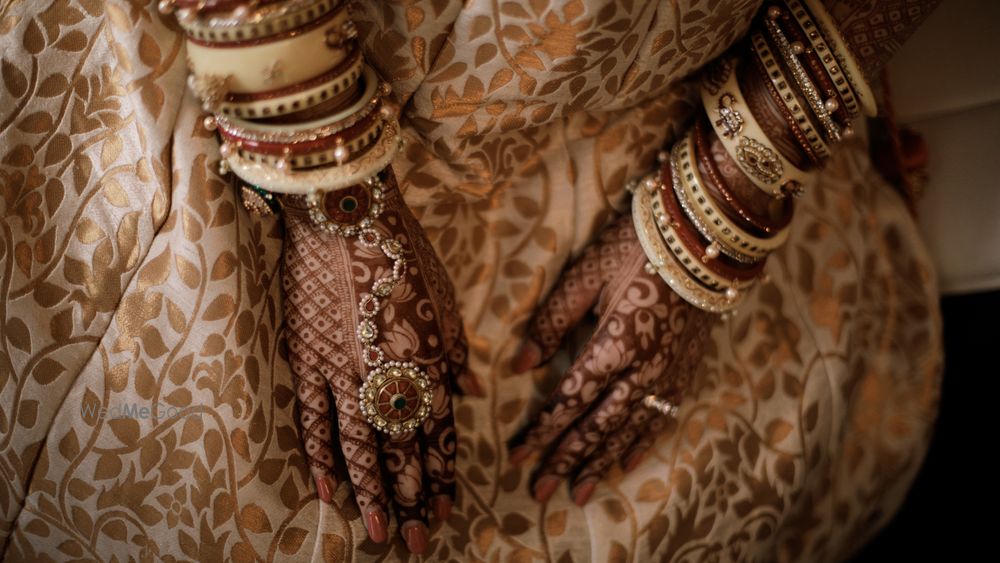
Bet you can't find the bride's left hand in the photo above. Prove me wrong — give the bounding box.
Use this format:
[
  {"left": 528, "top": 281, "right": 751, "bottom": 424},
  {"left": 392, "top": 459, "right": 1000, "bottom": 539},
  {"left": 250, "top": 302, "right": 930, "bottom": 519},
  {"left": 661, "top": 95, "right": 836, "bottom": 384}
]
[{"left": 508, "top": 213, "right": 716, "bottom": 505}]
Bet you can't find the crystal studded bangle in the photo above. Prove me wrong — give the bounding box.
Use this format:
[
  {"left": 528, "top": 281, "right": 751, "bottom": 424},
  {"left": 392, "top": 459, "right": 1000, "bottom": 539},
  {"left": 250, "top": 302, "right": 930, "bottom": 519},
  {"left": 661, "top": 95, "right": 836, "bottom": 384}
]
[
  {"left": 763, "top": 15, "right": 842, "bottom": 144},
  {"left": 800, "top": 0, "right": 877, "bottom": 117},
  {"left": 630, "top": 175, "right": 747, "bottom": 314},
  {"left": 751, "top": 31, "right": 832, "bottom": 162},
  {"left": 671, "top": 133, "right": 789, "bottom": 260}
]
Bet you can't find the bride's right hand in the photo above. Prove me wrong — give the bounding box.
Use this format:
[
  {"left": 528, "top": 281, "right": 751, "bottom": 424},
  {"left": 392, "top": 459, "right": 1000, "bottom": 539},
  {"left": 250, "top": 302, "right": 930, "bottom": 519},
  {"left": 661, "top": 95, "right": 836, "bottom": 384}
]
[{"left": 281, "top": 171, "right": 481, "bottom": 554}]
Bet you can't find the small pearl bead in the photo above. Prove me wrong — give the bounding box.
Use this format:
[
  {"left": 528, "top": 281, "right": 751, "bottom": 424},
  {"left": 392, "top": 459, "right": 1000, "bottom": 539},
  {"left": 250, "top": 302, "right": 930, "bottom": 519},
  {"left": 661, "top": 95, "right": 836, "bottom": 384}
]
[
  {"left": 725, "top": 287, "right": 738, "bottom": 300},
  {"left": 843, "top": 125, "right": 855, "bottom": 138},
  {"left": 232, "top": 5, "right": 249, "bottom": 20},
  {"left": 705, "top": 243, "right": 720, "bottom": 260},
  {"left": 824, "top": 98, "right": 839, "bottom": 113},
  {"left": 176, "top": 8, "right": 196, "bottom": 24},
  {"left": 643, "top": 176, "right": 658, "bottom": 191},
  {"left": 218, "top": 160, "right": 229, "bottom": 175},
  {"left": 157, "top": 0, "right": 174, "bottom": 14},
  {"left": 333, "top": 143, "right": 349, "bottom": 164},
  {"left": 644, "top": 262, "right": 656, "bottom": 275},
  {"left": 203, "top": 115, "right": 216, "bottom": 131},
  {"left": 657, "top": 150, "right": 670, "bottom": 163},
  {"left": 276, "top": 158, "right": 290, "bottom": 172},
  {"left": 768, "top": 6, "right": 782, "bottom": 19},
  {"left": 219, "top": 143, "right": 233, "bottom": 158},
  {"left": 791, "top": 42, "right": 804, "bottom": 55}
]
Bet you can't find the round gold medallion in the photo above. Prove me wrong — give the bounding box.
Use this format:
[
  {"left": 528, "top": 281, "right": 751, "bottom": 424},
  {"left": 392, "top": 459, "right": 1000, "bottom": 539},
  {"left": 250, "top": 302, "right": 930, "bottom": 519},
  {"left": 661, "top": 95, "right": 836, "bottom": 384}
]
[{"left": 358, "top": 361, "right": 432, "bottom": 435}]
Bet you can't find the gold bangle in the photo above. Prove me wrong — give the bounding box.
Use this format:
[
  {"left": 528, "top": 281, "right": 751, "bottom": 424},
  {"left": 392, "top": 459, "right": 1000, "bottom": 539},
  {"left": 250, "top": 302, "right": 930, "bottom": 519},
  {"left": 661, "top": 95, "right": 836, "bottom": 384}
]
[
  {"left": 700, "top": 56, "right": 816, "bottom": 197},
  {"left": 751, "top": 32, "right": 831, "bottom": 162}
]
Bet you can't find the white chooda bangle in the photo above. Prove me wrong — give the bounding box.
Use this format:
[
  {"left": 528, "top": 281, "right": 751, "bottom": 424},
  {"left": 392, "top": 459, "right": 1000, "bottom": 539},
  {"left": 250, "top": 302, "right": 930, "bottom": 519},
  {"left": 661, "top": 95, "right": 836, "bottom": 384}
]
[{"left": 700, "top": 56, "right": 816, "bottom": 198}]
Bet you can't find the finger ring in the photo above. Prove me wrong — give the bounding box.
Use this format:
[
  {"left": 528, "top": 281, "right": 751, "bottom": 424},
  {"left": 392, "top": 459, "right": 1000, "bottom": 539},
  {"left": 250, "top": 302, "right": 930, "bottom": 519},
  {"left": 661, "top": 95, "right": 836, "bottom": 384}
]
[
  {"left": 643, "top": 394, "right": 680, "bottom": 417},
  {"left": 359, "top": 360, "right": 433, "bottom": 435}
]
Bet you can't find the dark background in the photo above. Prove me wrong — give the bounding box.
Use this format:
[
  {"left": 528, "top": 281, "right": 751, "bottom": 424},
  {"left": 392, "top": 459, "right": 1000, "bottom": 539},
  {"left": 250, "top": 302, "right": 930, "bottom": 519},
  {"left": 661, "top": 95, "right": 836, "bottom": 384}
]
[{"left": 851, "top": 290, "right": 997, "bottom": 561}]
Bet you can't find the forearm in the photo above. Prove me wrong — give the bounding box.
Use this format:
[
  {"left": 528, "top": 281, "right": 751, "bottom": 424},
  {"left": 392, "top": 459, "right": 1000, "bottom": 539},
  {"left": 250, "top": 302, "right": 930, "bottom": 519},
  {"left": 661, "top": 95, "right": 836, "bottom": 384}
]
[{"left": 823, "top": 0, "right": 944, "bottom": 81}]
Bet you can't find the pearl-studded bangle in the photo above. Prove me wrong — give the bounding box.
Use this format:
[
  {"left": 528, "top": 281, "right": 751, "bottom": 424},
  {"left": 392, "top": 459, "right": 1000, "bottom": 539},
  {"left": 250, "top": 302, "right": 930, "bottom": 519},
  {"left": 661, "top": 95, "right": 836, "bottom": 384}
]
[
  {"left": 763, "top": 16, "right": 842, "bottom": 144},
  {"left": 781, "top": 0, "right": 863, "bottom": 120},
  {"left": 751, "top": 32, "right": 832, "bottom": 162},
  {"left": 672, "top": 133, "right": 789, "bottom": 259},
  {"left": 801, "top": 0, "right": 877, "bottom": 117},
  {"left": 653, "top": 165, "right": 767, "bottom": 284},
  {"left": 631, "top": 177, "right": 747, "bottom": 314},
  {"left": 226, "top": 114, "right": 402, "bottom": 195}
]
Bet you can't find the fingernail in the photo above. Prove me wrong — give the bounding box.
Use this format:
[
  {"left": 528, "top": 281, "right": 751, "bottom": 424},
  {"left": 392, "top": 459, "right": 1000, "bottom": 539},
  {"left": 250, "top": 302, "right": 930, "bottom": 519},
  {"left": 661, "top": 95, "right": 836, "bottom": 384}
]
[
  {"left": 510, "top": 340, "right": 541, "bottom": 374},
  {"left": 572, "top": 481, "right": 597, "bottom": 506},
  {"left": 508, "top": 445, "right": 534, "bottom": 466},
  {"left": 533, "top": 476, "right": 560, "bottom": 502},
  {"left": 315, "top": 476, "right": 333, "bottom": 504},
  {"left": 402, "top": 521, "right": 428, "bottom": 554},
  {"left": 431, "top": 495, "right": 452, "bottom": 521},
  {"left": 364, "top": 506, "right": 388, "bottom": 544},
  {"left": 623, "top": 452, "right": 645, "bottom": 473}
]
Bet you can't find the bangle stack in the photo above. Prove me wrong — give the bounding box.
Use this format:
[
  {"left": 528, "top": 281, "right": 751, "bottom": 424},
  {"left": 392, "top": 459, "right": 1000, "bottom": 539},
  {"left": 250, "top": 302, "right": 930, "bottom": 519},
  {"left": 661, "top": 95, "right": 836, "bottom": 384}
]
[
  {"left": 161, "top": 0, "right": 428, "bottom": 435},
  {"left": 630, "top": 0, "right": 874, "bottom": 315}
]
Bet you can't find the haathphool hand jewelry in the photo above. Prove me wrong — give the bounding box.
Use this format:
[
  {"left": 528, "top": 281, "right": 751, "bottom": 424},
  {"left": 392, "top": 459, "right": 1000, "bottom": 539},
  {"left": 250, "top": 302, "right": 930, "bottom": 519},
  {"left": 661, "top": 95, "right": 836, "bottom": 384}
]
[
  {"left": 305, "top": 174, "right": 433, "bottom": 435},
  {"left": 160, "top": 0, "right": 428, "bottom": 434},
  {"left": 629, "top": 0, "right": 876, "bottom": 315}
]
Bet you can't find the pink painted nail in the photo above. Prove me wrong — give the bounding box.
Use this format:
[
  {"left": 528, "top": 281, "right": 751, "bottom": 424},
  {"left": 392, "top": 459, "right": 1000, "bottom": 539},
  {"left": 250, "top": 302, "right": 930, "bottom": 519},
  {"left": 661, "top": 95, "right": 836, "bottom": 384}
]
[
  {"left": 508, "top": 445, "right": 534, "bottom": 466},
  {"left": 511, "top": 340, "right": 541, "bottom": 374},
  {"left": 533, "top": 476, "right": 560, "bottom": 502},
  {"left": 432, "top": 495, "right": 452, "bottom": 521},
  {"left": 402, "top": 521, "right": 428, "bottom": 554},
  {"left": 572, "top": 481, "right": 597, "bottom": 506},
  {"left": 315, "top": 476, "right": 333, "bottom": 504},
  {"left": 364, "top": 507, "right": 388, "bottom": 544}
]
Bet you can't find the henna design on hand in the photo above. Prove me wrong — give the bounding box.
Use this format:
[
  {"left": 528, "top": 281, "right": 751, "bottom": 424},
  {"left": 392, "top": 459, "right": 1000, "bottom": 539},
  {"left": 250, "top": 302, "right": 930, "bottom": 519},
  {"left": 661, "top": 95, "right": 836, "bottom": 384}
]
[
  {"left": 282, "top": 171, "right": 470, "bottom": 553},
  {"left": 508, "top": 212, "right": 716, "bottom": 504}
]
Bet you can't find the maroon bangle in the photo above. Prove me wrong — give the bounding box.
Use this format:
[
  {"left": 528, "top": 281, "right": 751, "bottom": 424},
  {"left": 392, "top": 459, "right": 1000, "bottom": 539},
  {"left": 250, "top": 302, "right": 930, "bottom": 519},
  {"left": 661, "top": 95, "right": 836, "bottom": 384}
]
[
  {"left": 693, "top": 116, "right": 794, "bottom": 235},
  {"left": 219, "top": 99, "right": 381, "bottom": 156},
  {"left": 657, "top": 163, "right": 767, "bottom": 282}
]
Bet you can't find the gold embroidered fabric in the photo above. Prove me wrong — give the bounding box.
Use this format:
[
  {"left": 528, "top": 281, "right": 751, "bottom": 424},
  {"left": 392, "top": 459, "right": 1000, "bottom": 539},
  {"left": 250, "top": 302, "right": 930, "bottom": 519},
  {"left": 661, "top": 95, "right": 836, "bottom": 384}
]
[{"left": 0, "top": 1, "right": 941, "bottom": 561}]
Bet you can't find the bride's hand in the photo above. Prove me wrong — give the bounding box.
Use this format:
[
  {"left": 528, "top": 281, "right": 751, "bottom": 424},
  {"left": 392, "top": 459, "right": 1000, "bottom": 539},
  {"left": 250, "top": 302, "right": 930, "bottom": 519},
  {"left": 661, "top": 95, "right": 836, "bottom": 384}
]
[
  {"left": 281, "top": 171, "right": 481, "bottom": 553},
  {"left": 508, "top": 213, "right": 715, "bottom": 506}
]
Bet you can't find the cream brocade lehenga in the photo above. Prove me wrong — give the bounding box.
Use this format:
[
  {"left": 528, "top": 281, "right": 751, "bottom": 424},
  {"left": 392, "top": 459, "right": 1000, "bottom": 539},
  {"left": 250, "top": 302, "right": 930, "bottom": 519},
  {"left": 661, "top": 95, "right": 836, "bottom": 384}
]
[{"left": 0, "top": 1, "right": 941, "bottom": 561}]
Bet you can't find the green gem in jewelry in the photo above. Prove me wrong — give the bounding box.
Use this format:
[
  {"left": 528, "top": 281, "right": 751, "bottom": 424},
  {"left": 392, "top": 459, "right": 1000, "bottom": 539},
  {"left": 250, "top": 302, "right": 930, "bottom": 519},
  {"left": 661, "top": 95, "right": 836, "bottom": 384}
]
[{"left": 391, "top": 393, "right": 407, "bottom": 410}]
